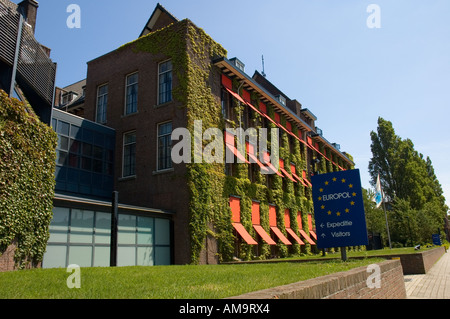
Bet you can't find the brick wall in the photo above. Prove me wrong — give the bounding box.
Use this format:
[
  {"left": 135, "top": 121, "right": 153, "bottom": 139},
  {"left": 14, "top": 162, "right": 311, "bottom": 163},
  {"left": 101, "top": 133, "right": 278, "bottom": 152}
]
[
  {"left": 228, "top": 260, "right": 406, "bottom": 299},
  {"left": 0, "top": 242, "right": 16, "bottom": 272},
  {"left": 0, "top": 240, "right": 42, "bottom": 272},
  {"left": 376, "top": 246, "right": 445, "bottom": 274}
]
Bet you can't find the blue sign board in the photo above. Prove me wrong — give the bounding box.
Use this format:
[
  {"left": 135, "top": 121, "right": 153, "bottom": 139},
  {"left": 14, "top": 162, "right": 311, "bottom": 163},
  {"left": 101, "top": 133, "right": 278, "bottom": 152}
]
[
  {"left": 432, "top": 234, "right": 441, "bottom": 246},
  {"left": 311, "top": 169, "right": 368, "bottom": 249}
]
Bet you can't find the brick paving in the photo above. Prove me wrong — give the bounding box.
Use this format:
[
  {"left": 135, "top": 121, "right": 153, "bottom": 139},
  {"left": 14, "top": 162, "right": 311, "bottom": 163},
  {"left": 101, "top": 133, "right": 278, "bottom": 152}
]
[{"left": 404, "top": 250, "right": 450, "bottom": 299}]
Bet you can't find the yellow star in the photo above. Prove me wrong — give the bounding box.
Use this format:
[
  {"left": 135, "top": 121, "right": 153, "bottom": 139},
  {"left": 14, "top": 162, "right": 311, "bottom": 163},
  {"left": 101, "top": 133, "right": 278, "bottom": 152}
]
[
  {"left": 352, "top": 192, "right": 357, "bottom": 197},
  {"left": 332, "top": 177, "right": 337, "bottom": 182},
  {"left": 321, "top": 205, "right": 325, "bottom": 210},
  {"left": 327, "top": 211, "right": 332, "bottom": 215},
  {"left": 324, "top": 181, "right": 329, "bottom": 185},
  {"left": 349, "top": 184, "right": 353, "bottom": 188},
  {"left": 350, "top": 201, "right": 355, "bottom": 206},
  {"left": 336, "top": 212, "right": 341, "bottom": 216},
  {"left": 341, "top": 178, "right": 346, "bottom": 183},
  {"left": 345, "top": 208, "right": 350, "bottom": 213},
  {"left": 318, "top": 196, "right": 322, "bottom": 201},
  {"left": 319, "top": 188, "right": 324, "bottom": 193}
]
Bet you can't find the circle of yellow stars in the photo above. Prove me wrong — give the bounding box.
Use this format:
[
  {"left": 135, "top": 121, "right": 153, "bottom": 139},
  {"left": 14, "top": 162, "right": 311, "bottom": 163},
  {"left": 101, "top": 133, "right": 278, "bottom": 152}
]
[{"left": 317, "top": 177, "right": 357, "bottom": 217}]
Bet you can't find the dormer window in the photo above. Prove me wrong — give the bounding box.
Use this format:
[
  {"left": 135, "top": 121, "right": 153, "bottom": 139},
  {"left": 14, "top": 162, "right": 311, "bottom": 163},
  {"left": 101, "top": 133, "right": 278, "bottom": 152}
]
[
  {"left": 230, "top": 57, "right": 245, "bottom": 72},
  {"left": 276, "top": 95, "right": 286, "bottom": 106}
]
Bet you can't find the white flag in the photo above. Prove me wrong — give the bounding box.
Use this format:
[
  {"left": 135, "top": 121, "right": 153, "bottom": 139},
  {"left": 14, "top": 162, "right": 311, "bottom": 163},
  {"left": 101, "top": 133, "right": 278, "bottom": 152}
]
[{"left": 374, "top": 174, "right": 383, "bottom": 208}]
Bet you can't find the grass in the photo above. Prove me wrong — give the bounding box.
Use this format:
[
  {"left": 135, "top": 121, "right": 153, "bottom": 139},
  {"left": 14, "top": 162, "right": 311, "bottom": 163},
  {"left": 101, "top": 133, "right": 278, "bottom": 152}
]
[
  {"left": 326, "top": 246, "right": 435, "bottom": 258},
  {"left": 0, "top": 258, "right": 384, "bottom": 299},
  {"left": 268, "top": 246, "right": 435, "bottom": 262}
]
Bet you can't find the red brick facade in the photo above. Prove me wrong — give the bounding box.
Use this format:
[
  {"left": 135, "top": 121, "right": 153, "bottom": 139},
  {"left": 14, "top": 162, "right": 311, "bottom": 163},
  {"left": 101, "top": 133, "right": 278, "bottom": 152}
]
[{"left": 84, "top": 41, "right": 192, "bottom": 265}]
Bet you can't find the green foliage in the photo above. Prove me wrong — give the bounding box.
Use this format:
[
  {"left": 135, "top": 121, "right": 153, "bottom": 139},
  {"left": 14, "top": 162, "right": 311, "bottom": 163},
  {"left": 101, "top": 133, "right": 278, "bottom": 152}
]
[
  {"left": 368, "top": 117, "right": 448, "bottom": 246},
  {"left": 0, "top": 90, "right": 57, "bottom": 268},
  {"left": 131, "top": 19, "right": 348, "bottom": 263}
]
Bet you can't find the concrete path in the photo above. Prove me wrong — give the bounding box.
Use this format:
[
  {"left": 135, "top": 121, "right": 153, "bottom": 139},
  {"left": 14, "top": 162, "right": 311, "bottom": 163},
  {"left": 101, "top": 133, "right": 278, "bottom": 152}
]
[{"left": 404, "top": 250, "right": 450, "bottom": 299}]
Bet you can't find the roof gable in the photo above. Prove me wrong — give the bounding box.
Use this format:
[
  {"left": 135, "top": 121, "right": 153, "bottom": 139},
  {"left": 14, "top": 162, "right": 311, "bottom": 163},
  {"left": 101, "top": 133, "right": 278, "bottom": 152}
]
[{"left": 139, "top": 3, "right": 178, "bottom": 37}]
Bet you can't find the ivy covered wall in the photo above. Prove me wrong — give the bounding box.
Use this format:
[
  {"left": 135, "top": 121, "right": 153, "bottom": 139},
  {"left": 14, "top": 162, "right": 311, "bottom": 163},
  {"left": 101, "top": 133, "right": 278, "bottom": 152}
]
[
  {"left": 0, "top": 90, "right": 57, "bottom": 269},
  {"left": 130, "top": 19, "right": 353, "bottom": 264}
]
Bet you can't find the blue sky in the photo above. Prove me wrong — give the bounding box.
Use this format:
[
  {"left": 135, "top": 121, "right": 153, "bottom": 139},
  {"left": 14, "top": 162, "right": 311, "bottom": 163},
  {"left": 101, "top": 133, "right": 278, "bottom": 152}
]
[{"left": 28, "top": 1, "right": 450, "bottom": 208}]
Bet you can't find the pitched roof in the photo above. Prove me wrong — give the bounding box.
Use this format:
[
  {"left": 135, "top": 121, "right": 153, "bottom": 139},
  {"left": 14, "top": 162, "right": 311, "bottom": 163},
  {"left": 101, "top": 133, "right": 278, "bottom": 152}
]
[{"left": 139, "top": 3, "right": 178, "bottom": 37}]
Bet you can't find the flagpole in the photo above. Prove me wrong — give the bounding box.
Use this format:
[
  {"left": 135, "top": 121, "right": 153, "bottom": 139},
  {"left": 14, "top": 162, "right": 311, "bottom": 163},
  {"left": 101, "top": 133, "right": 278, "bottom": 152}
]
[
  {"left": 375, "top": 174, "right": 391, "bottom": 249},
  {"left": 382, "top": 198, "right": 392, "bottom": 249}
]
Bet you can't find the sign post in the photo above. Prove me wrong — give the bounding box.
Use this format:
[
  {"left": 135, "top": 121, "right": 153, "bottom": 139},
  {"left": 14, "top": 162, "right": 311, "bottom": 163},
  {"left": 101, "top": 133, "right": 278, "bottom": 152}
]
[{"left": 311, "top": 169, "right": 368, "bottom": 259}]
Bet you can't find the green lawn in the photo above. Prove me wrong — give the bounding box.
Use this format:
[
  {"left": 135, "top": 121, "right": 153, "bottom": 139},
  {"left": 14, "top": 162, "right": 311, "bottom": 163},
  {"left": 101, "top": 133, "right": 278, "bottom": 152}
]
[
  {"left": 325, "top": 246, "right": 435, "bottom": 258},
  {"left": 0, "top": 258, "right": 383, "bottom": 299}
]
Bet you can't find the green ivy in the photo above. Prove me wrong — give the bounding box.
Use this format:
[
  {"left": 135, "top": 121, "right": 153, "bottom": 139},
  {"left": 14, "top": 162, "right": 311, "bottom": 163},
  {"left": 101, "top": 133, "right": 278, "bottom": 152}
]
[
  {"left": 0, "top": 90, "right": 57, "bottom": 269},
  {"left": 129, "top": 19, "right": 351, "bottom": 263}
]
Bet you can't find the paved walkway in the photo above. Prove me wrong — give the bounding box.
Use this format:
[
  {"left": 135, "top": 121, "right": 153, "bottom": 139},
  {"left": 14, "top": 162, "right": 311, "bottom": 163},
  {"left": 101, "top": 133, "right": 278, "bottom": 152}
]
[{"left": 404, "top": 250, "right": 450, "bottom": 299}]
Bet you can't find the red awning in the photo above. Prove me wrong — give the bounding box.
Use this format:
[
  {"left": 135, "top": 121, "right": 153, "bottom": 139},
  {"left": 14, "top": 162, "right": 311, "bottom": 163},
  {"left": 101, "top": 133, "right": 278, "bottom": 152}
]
[
  {"left": 225, "top": 130, "right": 250, "bottom": 164},
  {"left": 224, "top": 87, "right": 246, "bottom": 105},
  {"left": 307, "top": 214, "right": 317, "bottom": 240},
  {"left": 224, "top": 87, "right": 347, "bottom": 171},
  {"left": 253, "top": 225, "right": 276, "bottom": 245},
  {"left": 290, "top": 164, "right": 308, "bottom": 187},
  {"left": 270, "top": 226, "right": 292, "bottom": 245},
  {"left": 286, "top": 228, "right": 305, "bottom": 245},
  {"left": 262, "top": 152, "right": 283, "bottom": 177},
  {"left": 299, "top": 229, "right": 316, "bottom": 245},
  {"left": 221, "top": 74, "right": 233, "bottom": 90},
  {"left": 246, "top": 142, "right": 269, "bottom": 173},
  {"left": 232, "top": 222, "right": 258, "bottom": 245},
  {"left": 279, "top": 159, "right": 296, "bottom": 183},
  {"left": 302, "top": 170, "right": 313, "bottom": 187}
]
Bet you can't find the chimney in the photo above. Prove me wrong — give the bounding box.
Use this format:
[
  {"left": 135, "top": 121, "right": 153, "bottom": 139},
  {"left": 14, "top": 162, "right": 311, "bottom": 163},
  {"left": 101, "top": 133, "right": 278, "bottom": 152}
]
[{"left": 18, "top": 0, "right": 39, "bottom": 34}]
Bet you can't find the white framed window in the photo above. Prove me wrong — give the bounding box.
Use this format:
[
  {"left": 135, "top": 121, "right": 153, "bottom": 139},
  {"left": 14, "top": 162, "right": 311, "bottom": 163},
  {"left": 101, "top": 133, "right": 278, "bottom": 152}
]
[
  {"left": 158, "top": 60, "right": 172, "bottom": 105},
  {"left": 96, "top": 84, "right": 108, "bottom": 124},
  {"left": 125, "top": 72, "right": 138, "bottom": 115},
  {"left": 157, "top": 122, "right": 172, "bottom": 171},
  {"left": 123, "top": 131, "right": 136, "bottom": 177}
]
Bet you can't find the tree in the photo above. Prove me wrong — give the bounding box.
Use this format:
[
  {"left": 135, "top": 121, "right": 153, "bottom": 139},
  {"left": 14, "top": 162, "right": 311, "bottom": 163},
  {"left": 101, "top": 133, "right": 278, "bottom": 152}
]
[{"left": 368, "top": 117, "right": 448, "bottom": 245}]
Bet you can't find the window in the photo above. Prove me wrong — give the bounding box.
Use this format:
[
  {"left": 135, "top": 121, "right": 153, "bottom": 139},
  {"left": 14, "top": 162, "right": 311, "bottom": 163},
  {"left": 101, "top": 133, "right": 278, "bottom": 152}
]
[
  {"left": 158, "top": 60, "right": 172, "bottom": 105},
  {"left": 43, "top": 206, "right": 172, "bottom": 268},
  {"left": 157, "top": 122, "right": 172, "bottom": 171},
  {"left": 125, "top": 72, "right": 138, "bottom": 115},
  {"left": 221, "top": 89, "right": 230, "bottom": 119},
  {"left": 96, "top": 84, "right": 108, "bottom": 124},
  {"left": 123, "top": 132, "right": 136, "bottom": 177}
]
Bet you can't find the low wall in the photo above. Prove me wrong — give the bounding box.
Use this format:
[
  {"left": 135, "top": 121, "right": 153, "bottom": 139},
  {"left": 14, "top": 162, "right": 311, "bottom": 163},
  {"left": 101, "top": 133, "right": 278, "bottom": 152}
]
[
  {"left": 228, "top": 260, "right": 406, "bottom": 299},
  {"left": 378, "top": 246, "right": 445, "bottom": 274}
]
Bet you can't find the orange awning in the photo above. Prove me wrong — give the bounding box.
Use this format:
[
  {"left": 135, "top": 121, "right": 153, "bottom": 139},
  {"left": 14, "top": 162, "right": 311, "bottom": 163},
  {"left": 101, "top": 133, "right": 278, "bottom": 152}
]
[
  {"left": 307, "top": 214, "right": 317, "bottom": 240},
  {"left": 224, "top": 87, "right": 246, "bottom": 105},
  {"left": 253, "top": 225, "right": 276, "bottom": 245},
  {"left": 270, "top": 226, "right": 292, "bottom": 245},
  {"left": 292, "top": 171, "right": 308, "bottom": 186},
  {"left": 290, "top": 164, "right": 308, "bottom": 187},
  {"left": 286, "top": 228, "right": 305, "bottom": 245},
  {"left": 302, "top": 170, "right": 313, "bottom": 188},
  {"left": 232, "top": 222, "right": 258, "bottom": 245},
  {"left": 246, "top": 142, "right": 269, "bottom": 173},
  {"left": 225, "top": 130, "right": 250, "bottom": 164},
  {"left": 224, "top": 87, "right": 347, "bottom": 172},
  {"left": 279, "top": 159, "right": 296, "bottom": 183},
  {"left": 299, "top": 229, "right": 316, "bottom": 245},
  {"left": 262, "top": 152, "right": 283, "bottom": 177}
]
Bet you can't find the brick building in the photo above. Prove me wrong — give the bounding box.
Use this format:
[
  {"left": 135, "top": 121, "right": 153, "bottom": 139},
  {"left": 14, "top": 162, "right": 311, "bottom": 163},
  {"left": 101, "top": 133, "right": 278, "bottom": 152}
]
[{"left": 74, "top": 4, "right": 354, "bottom": 265}]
